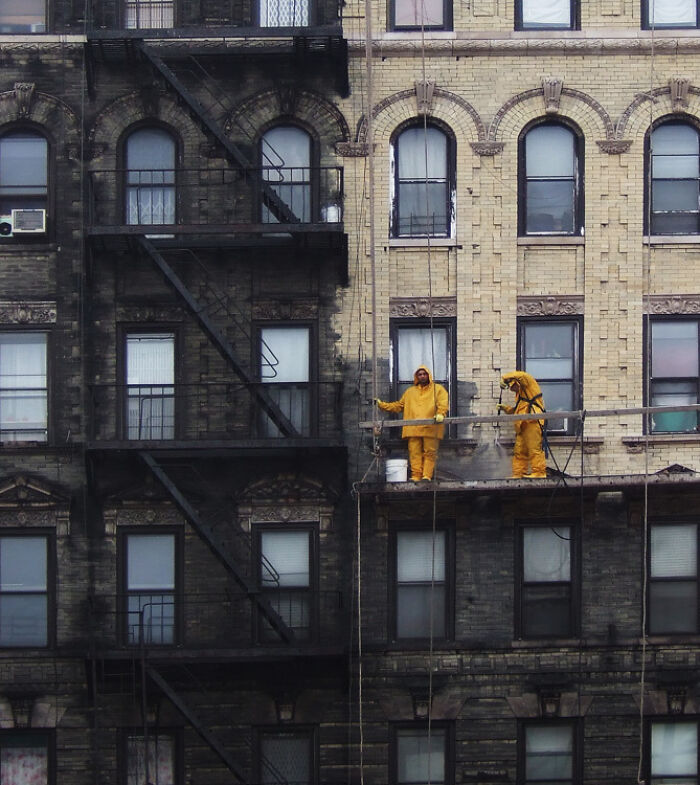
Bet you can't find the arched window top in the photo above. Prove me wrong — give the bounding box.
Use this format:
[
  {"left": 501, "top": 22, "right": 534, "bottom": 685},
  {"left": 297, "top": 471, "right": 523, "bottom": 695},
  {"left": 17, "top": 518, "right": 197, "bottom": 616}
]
[
  {"left": 648, "top": 121, "right": 700, "bottom": 236},
  {"left": 0, "top": 130, "right": 48, "bottom": 216},
  {"left": 126, "top": 127, "right": 176, "bottom": 171},
  {"left": 125, "top": 127, "right": 176, "bottom": 226},
  {"left": 520, "top": 121, "right": 582, "bottom": 237},
  {"left": 261, "top": 125, "right": 312, "bottom": 224},
  {"left": 261, "top": 125, "right": 311, "bottom": 168}
]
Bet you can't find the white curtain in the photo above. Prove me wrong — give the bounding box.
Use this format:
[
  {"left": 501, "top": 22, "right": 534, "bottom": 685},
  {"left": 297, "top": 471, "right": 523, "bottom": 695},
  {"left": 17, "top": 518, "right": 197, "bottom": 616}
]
[
  {"left": 259, "top": 0, "right": 309, "bottom": 26},
  {"left": 0, "top": 745, "right": 48, "bottom": 785},
  {"left": 526, "top": 726, "right": 573, "bottom": 781},
  {"left": 397, "top": 729, "right": 445, "bottom": 784},
  {"left": 523, "top": 527, "right": 570, "bottom": 582},
  {"left": 397, "top": 328, "right": 448, "bottom": 384},
  {"left": 652, "top": 722, "right": 698, "bottom": 778},
  {"left": 522, "top": 0, "right": 570, "bottom": 26},
  {"left": 262, "top": 531, "right": 309, "bottom": 587},
  {"left": 651, "top": 524, "right": 697, "bottom": 578},
  {"left": 394, "top": 0, "right": 444, "bottom": 27},
  {"left": 397, "top": 531, "right": 445, "bottom": 583},
  {"left": 649, "top": 0, "right": 696, "bottom": 26}
]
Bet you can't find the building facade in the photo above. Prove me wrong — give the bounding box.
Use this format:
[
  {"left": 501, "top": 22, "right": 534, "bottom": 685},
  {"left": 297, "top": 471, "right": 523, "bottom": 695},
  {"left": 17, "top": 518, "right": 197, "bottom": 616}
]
[{"left": 0, "top": 0, "right": 699, "bottom": 782}]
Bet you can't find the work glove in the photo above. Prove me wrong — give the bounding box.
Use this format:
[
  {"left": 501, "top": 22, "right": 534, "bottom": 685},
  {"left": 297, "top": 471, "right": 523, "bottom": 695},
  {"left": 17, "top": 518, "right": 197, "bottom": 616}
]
[
  {"left": 499, "top": 379, "right": 509, "bottom": 390},
  {"left": 434, "top": 413, "right": 445, "bottom": 423},
  {"left": 374, "top": 398, "right": 384, "bottom": 406},
  {"left": 496, "top": 403, "right": 509, "bottom": 413}
]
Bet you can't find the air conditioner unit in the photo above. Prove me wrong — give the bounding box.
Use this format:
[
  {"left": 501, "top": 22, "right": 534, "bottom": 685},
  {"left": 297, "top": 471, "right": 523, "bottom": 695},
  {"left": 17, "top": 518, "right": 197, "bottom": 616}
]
[
  {"left": 11, "top": 208, "right": 46, "bottom": 234},
  {"left": 0, "top": 216, "right": 13, "bottom": 238}
]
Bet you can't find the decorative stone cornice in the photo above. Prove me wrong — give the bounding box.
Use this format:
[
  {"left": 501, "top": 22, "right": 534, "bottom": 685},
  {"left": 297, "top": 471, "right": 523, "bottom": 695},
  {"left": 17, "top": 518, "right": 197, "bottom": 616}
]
[
  {"left": 596, "top": 139, "right": 632, "bottom": 154},
  {"left": 116, "top": 305, "right": 183, "bottom": 322},
  {"left": 252, "top": 300, "right": 318, "bottom": 320},
  {"left": 0, "top": 300, "right": 56, "bottom": 324},
  {"left": 470, "top": 141, "right": 505, "bottom": 156},
  {"left": 517, "top": 296, "right": 584, "bottom": 317},
  {"left": 646, "top": 295, "right": 700, "bottom": 315},
  {"left": 0, "top": 475, "right": 69, "bottom": 509},
  {"left": 389, "top": 296, "right": 457, "bottom": 318},
  {"left": 335, "top": 141, "right": 369, "bottom": 157}
]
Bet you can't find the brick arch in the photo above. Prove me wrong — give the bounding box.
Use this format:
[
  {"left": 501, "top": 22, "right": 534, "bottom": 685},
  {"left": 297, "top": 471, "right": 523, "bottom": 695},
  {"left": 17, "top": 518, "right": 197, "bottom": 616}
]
[
  {"left": 490, "top": 87, "right": 614, "bottom": 143},
  {"left": 356, "top": 87, "right": 485, "bottom": 145},
  {"left": 617, "top": 86, "right": 700, "bottom": 142},
  {"left": 0, "top": 86, "right": 80, "bottom": 155}
]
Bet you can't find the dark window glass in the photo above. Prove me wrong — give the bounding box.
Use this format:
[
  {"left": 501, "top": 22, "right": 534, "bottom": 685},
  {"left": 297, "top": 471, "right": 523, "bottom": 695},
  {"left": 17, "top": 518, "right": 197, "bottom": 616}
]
[
  {"left": 396, "top": 727, "right": 446, "bottom": 785},
  {"left": 521, "top": 320, "right": 579, "bottom": 434},
  {"left": 126, "top": 128, "right": 176, "bottom": 226},
  {"left": 125, "top": 0, "right": 174, "bottom": 28},
  {"left": 262, "top": 126, "right": 312, "bottom": 223},
  {"left": 393, "top": 0, "right": 447, "bottom": 29},
  {"left": 651, "top": 721, "right": 698, "bottom": 784},
  {"left": 125, "top": 533, "right": 176, "bottom": 645},
  {"left": 260, "top": 0, "right": 309, "bottom": 26},
  {"left": 649, "top": 523, "right": 698, "bottom": 634},
  {"left": 520, "top": 526, "right": 573, "bottom": 638},
  {"left": 644, "top": 0, "right": 697, "bottom": 28},
  {"left": 395, "top": 530, "right": 446, "bottom": 639},
  {"left": 517, "top": 0, "right": 573, "bottom": 28},
  {"left": 125, "top": 333, "right": 175, "bottom": 440},
  {"left": 0, "top": 536, "right": 48, "bottom": 647},
  {"left": 0, "top": 332, "right": 47, "bottom": 443},
  {"left": 522, "top": 124, "right": 580, "bottom": 236},
  {"left": 524, "top": 724, "right": 575, "bottom": 785},
  {"left": 126, "top": 733, "right": 176, "bottom": 784},
  {"left": 260, "top": 731, "right": 313, "bottom": 785},
  {"left": 648, "top": 320, "right": 699, "bottom": 433},
  {"left": 0, "top": 133, "right": 48, "bottom": 215},
  {"left": 0, "top": 733, "right": 51, "bottom": 782},
  {"left": 0, "top": 0, "right": 46, "bottom": 32},
  {"left": 393, "top": 125, "right": 452, "bottom": 238},
  {"left": 392, "top": 322, "right": 453, "bottom": 398},
  {"left": 649, "top": 123, "right": 700, "bottom": 234}
]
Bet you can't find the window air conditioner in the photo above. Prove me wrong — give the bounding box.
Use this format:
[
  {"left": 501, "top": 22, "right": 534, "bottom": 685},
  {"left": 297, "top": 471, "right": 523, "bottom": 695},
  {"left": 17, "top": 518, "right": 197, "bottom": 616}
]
[
  {"left": 11, "top": 208, "right": 46, "bottom": 234},
  {"left": 0, "top": 216, "right": 13, "bottom": 238}
]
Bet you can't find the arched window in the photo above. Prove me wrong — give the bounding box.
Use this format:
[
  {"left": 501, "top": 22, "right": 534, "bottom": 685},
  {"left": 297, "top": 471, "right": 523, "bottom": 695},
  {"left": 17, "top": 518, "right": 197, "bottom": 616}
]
[
  {"left": 392, "top": 123, "right": 453, "bottom": 238},
  {"left": 0, "top": 131, "right": 48, "bottom": 215},
  {"left": 648, "top": 121, "right": 700, "bottom": 235},
  {"left": 261, "top": 125, "right": 312, "bottom": 224},
  {"left": 520, "top": 122, "right": 583, "bottom": 236},
  {"left": 125, "top": 127, "right": 176, "bottom": 226}
]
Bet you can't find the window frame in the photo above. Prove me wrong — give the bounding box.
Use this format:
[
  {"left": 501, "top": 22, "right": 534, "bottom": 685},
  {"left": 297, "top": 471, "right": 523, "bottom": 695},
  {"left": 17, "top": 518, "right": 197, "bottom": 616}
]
[
  {"left": 119, "top": 728, "right": 183, "bottom": 785},
  {"left": 515, "top": 0, "right": 577, "bottom": 30},
  {"left": 389, "top": 0, "right": 453, "bottom": 31},
  {"left": 391, "top": 120, "right": 455, "bottom": 239},
  {"left": 518, "top": 720, "right": 582, "bottom": 785},
  {"left": 516, "top": 521, "right": 579, "bottom": 640},
  {"left": 517, "top": 316, "right": 582, "bottom": 436},
  {"left": 123, "top": 0, "right": 176, "bottom": 29},
  {"left": 0, "top": 329, "right": 50, "bottom": 444},
  {"left": 256, "top": 726, "right": 318, "bottom": 785},
  {"left": 645, "top": 119, "right": 700, "bottom": 236},
  {"left": 0, "top": 730, "right": 55, "bottom": 784},
  {"left": 642, "top": 0, "right": 700, "bottom": 29},
  {"left": 0, "top": 128, "right": 50, "bottom": 241},
  {"left": 254, "top": 523, "right": 319, "bottom": 644},
  {"left": 644, "top": 316, "right": 700, "bottom": 434},
  {"left": 119, "top": 528, "right": 183, "bottom": 647},
  {"left": 518, "top": 119, "right": 584, "bottom": 237},
  {"left": 0, "top": 531, "right": 54, "bottom": 649},
  {"left": 389, "top": 521, "right": 454, "bottom": 643},
  {"left": 390, "top": 722, "right": 454, "bottom": 785},
  {"left": 647, "top": 519, "right": 699, "bottom": 635}
]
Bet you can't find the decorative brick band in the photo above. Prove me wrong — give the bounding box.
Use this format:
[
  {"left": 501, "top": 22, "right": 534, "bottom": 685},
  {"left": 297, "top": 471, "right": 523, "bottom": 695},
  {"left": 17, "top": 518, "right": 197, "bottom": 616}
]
[
  {"left": 390, "top": 296, "right": 457, "bottom": 318},
  {"left": 517, "top": 296, "right": 584, "bottom": 316},
  {"left": 0, "top": 301, "right": 56, "bottom": 324}
]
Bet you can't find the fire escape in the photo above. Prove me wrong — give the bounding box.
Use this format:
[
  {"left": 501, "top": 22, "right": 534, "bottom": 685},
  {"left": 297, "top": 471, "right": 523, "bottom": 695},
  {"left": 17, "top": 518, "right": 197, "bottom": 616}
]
[{"left": 83, "top": 6, "right": 349, "bottom": 779}]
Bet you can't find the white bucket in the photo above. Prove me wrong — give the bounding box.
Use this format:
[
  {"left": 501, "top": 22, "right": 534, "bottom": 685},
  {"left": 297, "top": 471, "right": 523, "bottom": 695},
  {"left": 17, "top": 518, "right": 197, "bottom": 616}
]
[{"left": 386, "top": 458, "right": 408, "bottom": 482}]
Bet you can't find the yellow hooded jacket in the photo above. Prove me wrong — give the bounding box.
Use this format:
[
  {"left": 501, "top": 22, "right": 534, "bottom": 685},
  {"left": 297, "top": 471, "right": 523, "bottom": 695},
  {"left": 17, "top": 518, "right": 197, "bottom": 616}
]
[
  {"left": 500, "top": 371, "right": 546, "bottom": 431},
  {"left": 378, "top": 365, "right": 449, "bottom": 439}
]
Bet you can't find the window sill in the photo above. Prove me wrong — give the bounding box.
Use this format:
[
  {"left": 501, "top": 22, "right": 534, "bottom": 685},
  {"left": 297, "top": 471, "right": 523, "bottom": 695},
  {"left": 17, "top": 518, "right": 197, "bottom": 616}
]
[
  {"left": 517, "top": 236, "right": 584, "bottom": 246},
  {"left": 388, "top": 238, "right": 459, "bottom": 248},
  {"left": 644, "top": 235, "right": 700, "bottom": 245},
  {"left": 512, "top": 637, "right": 582, "bottom": 648},
  {"left": 622, "top": 433, "right": 700, "bottom": 445}
]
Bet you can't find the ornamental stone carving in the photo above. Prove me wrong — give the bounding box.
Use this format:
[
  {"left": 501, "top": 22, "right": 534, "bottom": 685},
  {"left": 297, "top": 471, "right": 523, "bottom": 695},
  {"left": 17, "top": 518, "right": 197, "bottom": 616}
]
[
  {"left": 239, "top": 473, "right": 335, "bottom": 504},
  {"left": 252, "top": 301, "right": 318, "bottom": 320},
  {"left": 415, "top": 79, "right": 436, "bottom": 114},
  {"left": 516, "top": 296, "right": 584, "bottom": 316},
  {"left": 596, "top": 139, "right": 632, "bottom": 154},
  {"left": 335, "top": 141, "right": 369, "bottom": 157},
  {"left": 670, "top": 77, "right": 691, "bottom": 111},
  {"left": 542, "top": 78, "right": 563, "bottom": 113},
  {"left": 647, "top": 295, "right": 700, "bottom": 315},
  {"left": 470, "top": 141, "right": 505, "bottom": 156},
  {"left": 0, "top": 301, "right": 56, "bottom": 324},
  {"left": 13, "top": 82, "right": 35, "bottom": 119},
  {"left": 116, "top": 305, "right": 183, "bottom": 322},
  {"left": 389, "top": 297, "right": 457, "bottom": 318}
]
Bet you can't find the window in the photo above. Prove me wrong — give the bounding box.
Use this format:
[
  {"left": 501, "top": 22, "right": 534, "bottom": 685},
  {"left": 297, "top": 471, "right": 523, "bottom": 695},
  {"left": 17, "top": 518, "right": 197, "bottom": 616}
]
[
  {"left": 0, "top": 733, "right": 52, "bottom": 784},
  {"left": 649, "top": 721, "right": 698, "bottom": 784},
  {"left": 520, "top": 122, "right": 583, "bottom": 236},
  {"left": 390, "top": 320, "right": 455, "bottom": 405},
  {"left": 518, "top": 524, "right": 575, "bottom": 639},
  {"left": 259, "top": 730, "right": 315, "bottom": 785},
  {"left": 260, "top": 0, "right": 309, "bottom": 25},
  {"left": 0, "top": 332, "right": 47, "bottom": 443},
  {"left": 649, "top": 522, "right": 698, "bottom": 634},
  {"left": 392, "top": 123, "right": 453, "bottom": 238},
  {"left": 643, "top": 0, "right": 698, "bottom": 28},
  {"left": 393, "top": 725, "right": 450, "bottom": 785},
  {"left": 392, "top": 526, "right": 451, "bottom": 640},
  {"left": 520, "top": 722, "right": 578, "bottom": 785},
  {"left": 647, "top": 122, "right": 700, "bottom": 235},
  {"left": 125, "top": 332, "right": 175, "bottom": 440},
  {"left": 519, "top": 319, "right": 580, "bottom": 435},
  {"left": 125, "top": 0, "right": 174, "bottom": 28},
  {"left": 647, "top": 319, "right": 699, "bottom": 433},
  {"left": 261, "top": 126, "right": 312, "bottom": 223},
  {"left": 0, "top": 535, "right": 48, "bottom": 647},
  {"left": 0, "top": 132, "right": 48, "bottom": 220},
  {"left": 124, "top": 532, "right": 177, "bottom": 645},
  {"left": 258, "top": 527, "right": 315, "bottom": 642},
  {"left": 391, "top": 0, "right": 451, "bottom": 30},
  {"left": 516, "top": 0, "right": 575, "bottom": 29},
  {"left": 125, "top": 128, "right": 176, "bottom": 226},
  {"left": 124, "top": 731, "right": 178, "bottom": 785},
  {"left": 259, "top": 325, "right": 312, "bottom": 437},
  {"left": 0, "top": 0, "right": 46, "bottom": 32}
]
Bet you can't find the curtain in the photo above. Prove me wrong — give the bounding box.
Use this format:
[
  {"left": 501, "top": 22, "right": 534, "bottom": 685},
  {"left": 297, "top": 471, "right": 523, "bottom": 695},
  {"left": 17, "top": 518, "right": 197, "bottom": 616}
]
[
  {"left": 649, "top": 0, "right": 696, "bottom": 25},
  {"left": 522, "top": 0, "right": 570, "bottom": 26},
  {"left": 526, "top": 725, "right": 573, "bottom": 781},
  {"left": 394, "top": 0, "right": 444, "bottom": 27},
  {"left": 398, "top": 328, "right": 448, "bottom": 384},
  {"left": 0, "top": 745, "right": 48, "bottom": 785},
  {"left": 651, "top": 524, "right": 697, "bottom": 578},
  {"left": 261, "top": 531, "right": 310, "bottom": 587},
  {"left": 126, "top": 129, "right": 176, "bottom": 224},
  {"left": 259, "top": 0, "right": 309, "bottom": 26},
  {"left": 127, "top": 735, "right": 175, "bottom": 785},
  {"left": 125, "top": 0, "right": 174, "bottom": 28},
  {"left": 523, "top": 527, "right": 570, "bottom": 582},
  {"left": 397, "top": 729, "right": 445, "bottom": 784},
  {"left": 652, "top": 722, "right": 698, "bottom": 778},
  {"left": 397, "top": 531, "right": 445, "bottom": 583}
]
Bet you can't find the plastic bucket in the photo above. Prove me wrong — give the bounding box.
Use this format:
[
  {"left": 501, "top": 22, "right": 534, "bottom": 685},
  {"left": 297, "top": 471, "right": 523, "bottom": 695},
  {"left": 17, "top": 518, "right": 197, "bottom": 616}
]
[{"left": 386, "top": 458, "right": 408, "bottom": 482}]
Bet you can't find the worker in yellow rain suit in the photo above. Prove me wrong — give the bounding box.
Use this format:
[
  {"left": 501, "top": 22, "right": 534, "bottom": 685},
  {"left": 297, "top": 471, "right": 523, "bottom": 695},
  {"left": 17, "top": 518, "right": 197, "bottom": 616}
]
[
  {"left": 375, "top": 365, "right": 449, "bottom": 482},
  {"left": 497, "top": 371, "right": 547, "bottom": 479}
]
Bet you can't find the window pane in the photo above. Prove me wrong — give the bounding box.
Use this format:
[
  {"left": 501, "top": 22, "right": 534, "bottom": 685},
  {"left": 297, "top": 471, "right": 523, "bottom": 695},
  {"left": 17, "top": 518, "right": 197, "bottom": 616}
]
[
  {"left": 523, "top": 527, "right": 570, "bottom": 582},
  {"left": 0, "top": 0, "right": 46, "bottom": 31},
  {"left": 652, "top": 180, "right": 699, "bottom": 212},
  {"left": 126, "top": 129, "right": 175, "bottom": 225},
  {"left": 397, "top": 584, "right": 445, "bottom": 638},
  {"left": 397, "top": 328, "right": 449, "bottom": 384},
  {"left": 398, "top": 128, "right": 448, "bottom": 181},
  {"left": 261, "top": 531, "right": 310, "bottom": 587},
  {"left": 526, "top": 127, "right": 574, "bottom": 178},
  {"left": 652, "top": 322, "right": 699, "bottom": 378},
  {"left": 0, "top": 537, "right": 46, "bottom": 591},
  {"left": 127, "top": 534, "right": 175, "bottom": 590},
  {"left": 524, "top": 324, "right": 574, "bottom": 377},
  {"left": 397, "top": 728, "right": 445, "bottom": 784},
  {"left": 649, "top": 581, "right": 697, "bottom": 634},
  {"left": 651, "top": 524, "right": 697, "bottom": 577},
  {"left": 649, "top": 0, "right": 696, "bottom": 25},
  {"left": 127, "top": 734, "right": 176, "bottom": 785},
  {"left": 260, "top": 0, "right": 309, "bottom": 26},
  {"left": 526, "top": 181, "right": 575, "bottom": 233},
  {"left": 125, "top": 0, "right": 174, "bottom": 28},
  {"left": 260, "top": 327, "right": 310, "bottom": 383},
  {"left": 398, "top": 182, "right": 449, "bottom": 236},
  {"left": 0, "top": 134, "right": 48, "bottom": 196},
  {"left": 526, "top": 725, "right": 573, "bottom": 782},
  {"left": 523, "top": 585, "right": 571, "bottom": 637},
  {"left": 652, "top": 722, "right": 698, "bottom": 778},
  {"left": 0, "top": 595, "right": 47, "bottom": 646},
  {"left": 126, "top": 334, "right": 175, "bottom": 386},
  {"left": 261, "top": 734, "right": 311, "bottom": 785},
  {"left": 522, "top": 0, "right": 571, "bottom": 27},
  {"left": 395, "top": 0, "right": 444, "bottom": 26},
  {"left": 397, "top": 531, "right": 445, "bottom": 582},
  {"left": 0, "top": 739, "right": 49, "bottom": 782},
  {"left": 127, "top": 593, "right": 174, "bottom": 644}
]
